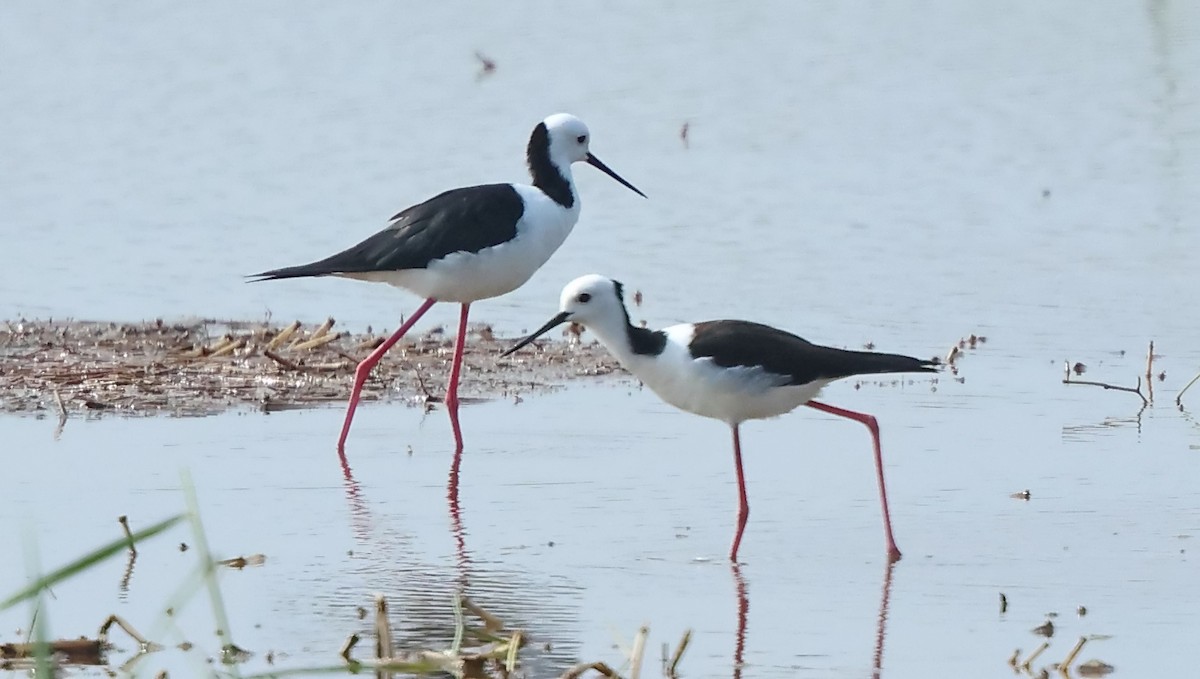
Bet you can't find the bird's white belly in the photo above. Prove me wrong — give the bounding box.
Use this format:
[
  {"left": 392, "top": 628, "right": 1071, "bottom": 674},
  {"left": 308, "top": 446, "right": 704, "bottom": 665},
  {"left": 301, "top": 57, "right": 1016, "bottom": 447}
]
[
  {"left": 344, "top": 207, "right": 576, "bottom": 304},
  {"left": 631, "top": 355, "right": 829, "bottom": 425}
]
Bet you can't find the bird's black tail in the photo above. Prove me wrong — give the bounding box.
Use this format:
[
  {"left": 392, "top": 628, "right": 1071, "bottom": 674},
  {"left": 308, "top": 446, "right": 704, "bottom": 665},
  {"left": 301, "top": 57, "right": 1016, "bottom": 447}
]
[
  {"left": 246, "top": 254, "right": 349, "bottom": 282},
  {"left": 816, "top": 348, "right": 940, "bottom": 380}
]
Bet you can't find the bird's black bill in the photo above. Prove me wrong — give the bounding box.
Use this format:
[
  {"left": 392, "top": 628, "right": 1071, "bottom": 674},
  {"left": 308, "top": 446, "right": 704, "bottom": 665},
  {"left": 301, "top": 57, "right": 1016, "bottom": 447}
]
[
  {"left": 586, "top": 153, "right": 647, "bottom": 198},
  {"left": 500, "top": 311, "right": 573, "bottom": 357}
]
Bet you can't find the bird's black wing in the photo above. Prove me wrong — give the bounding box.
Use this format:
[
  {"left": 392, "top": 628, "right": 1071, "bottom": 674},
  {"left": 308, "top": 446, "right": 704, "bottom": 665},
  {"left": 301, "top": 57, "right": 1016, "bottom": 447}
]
[
  {"left": 249, "top": 183, "right": 525, "bottom": 280},
  {"left": 689, "top": 320, "right": 937, "bottom": 386}
]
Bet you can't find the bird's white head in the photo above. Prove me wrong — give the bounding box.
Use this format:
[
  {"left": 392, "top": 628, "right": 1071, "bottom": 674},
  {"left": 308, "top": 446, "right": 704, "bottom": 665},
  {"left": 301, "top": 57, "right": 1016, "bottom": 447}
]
[
  {"left": 501, "top": 274, "right": 631, "bottom": 357},
  {"left": 542, "top": 113, "right": 592, "bottom": 164},
  {"left": 529, "top": 114, "right": 646, "bottom": 199},
  {"left": 555, "top": 274, "right": 626, "bottom": 327}
]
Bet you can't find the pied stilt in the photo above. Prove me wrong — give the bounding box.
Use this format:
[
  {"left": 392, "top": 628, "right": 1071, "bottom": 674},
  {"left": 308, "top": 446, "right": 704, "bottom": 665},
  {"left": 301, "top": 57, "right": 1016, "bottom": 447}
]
[
  {"left": 502, "top": 274, "right": 937, "bottom": 562},
  {"left": 251, "top": 115, "right": 644, "bottom": 452}
]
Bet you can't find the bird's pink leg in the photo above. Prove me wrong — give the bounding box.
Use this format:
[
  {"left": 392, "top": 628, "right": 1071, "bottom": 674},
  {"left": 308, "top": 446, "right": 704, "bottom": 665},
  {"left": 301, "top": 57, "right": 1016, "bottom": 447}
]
[
  {"left": 729, "top": 424, "right": 751, "bottom": 562},
  {"left": 444, "top": 303, "right": 470, "bottom": 452},
  {"left": 806, "top": 400, "right": 902, "bottom": 562},
  {"left": 337, "top": 298, "right": 437, "bottom": 453}
]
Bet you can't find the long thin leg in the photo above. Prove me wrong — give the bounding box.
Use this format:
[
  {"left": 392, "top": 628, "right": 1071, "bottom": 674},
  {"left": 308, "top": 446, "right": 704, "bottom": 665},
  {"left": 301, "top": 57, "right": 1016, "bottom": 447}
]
[
  {"left": 445, "top": 303, "right": 470, "bottom": 451},
  {"left": 806, "top": 400, "right": 902, "bottom": 562},
  {"left": 729, "top": 424, "right": 750, "bottom": 562},
  {"left": 337, "top": 298, "right": 437, "bottom": 452}
]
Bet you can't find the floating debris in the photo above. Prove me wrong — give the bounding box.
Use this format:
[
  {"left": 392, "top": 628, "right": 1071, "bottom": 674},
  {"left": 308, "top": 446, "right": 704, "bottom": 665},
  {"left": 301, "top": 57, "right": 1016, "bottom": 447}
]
[
  {"left": 217, "top": 554, "right": 266, "bottom": 569},
  {"left": 1032, "top": 620, "right": 1054, "bottom": 637},
  {"left": 474, "top": 50, "right": 497, "bottom": 78},
  {"left": 1077, "top": 659, "right": 1115, "bottom": 676}
]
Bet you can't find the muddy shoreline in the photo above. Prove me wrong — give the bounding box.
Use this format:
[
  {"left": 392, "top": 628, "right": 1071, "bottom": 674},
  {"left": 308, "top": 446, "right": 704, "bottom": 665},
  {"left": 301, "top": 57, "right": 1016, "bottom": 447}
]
[{"left": 0, "top": 317, "right": 626, "bottom": 418}]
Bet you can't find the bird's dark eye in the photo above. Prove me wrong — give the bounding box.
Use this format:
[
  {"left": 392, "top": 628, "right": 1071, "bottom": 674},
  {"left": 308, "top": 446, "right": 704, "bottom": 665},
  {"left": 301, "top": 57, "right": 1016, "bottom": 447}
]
[
  {"left": 576, "top": 135, "right": 587, "bottom": 144},
  {"left": 577, "top": 293, "right": 591, "bottom": 303}
]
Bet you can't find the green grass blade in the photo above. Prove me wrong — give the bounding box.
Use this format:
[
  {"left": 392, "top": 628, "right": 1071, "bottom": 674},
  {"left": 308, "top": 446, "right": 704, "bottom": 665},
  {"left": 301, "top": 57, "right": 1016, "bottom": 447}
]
[{"left": 2, "top": 514, "right": 185, "bottom": 610}]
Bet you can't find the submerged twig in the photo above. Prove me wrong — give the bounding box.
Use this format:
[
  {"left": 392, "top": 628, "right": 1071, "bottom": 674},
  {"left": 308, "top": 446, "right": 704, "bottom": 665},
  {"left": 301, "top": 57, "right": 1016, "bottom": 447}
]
[
  {"left": 667, "top": 629, "right": 691, "bottom": 678},
  {"left": 1062, "top": 362, "right": 1149, "bottom": 405},
  {"left": 1177, "top": 370, "right": 1200, "bottom": 409},
  {"left": 559, "top": 661, "right": 622, "bottom": 679}
]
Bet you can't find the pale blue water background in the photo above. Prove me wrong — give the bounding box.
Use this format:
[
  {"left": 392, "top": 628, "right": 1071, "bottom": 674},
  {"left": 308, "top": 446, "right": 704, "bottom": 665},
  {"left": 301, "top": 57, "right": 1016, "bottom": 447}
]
[{"left": 3, "top": 1, "right": 1200, "bottom": 676}]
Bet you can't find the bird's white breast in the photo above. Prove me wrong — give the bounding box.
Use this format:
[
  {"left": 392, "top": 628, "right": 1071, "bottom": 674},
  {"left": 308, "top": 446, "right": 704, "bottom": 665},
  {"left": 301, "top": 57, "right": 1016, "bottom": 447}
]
[
  {"left": 360, "top": 184, "right": 580, "bottom": 303},
  {"left": 621, "top": 324, "right": 830, "bottom": 425}
]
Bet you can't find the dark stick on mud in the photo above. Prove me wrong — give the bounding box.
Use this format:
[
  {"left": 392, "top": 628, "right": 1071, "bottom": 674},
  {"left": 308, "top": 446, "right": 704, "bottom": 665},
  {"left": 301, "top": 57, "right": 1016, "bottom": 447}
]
[
  {"left": 263, "top": 349, "right": 304, "bottom": 372},
  {"left": 1062, "top": 362, "right": 1149, "bottom": 405}
]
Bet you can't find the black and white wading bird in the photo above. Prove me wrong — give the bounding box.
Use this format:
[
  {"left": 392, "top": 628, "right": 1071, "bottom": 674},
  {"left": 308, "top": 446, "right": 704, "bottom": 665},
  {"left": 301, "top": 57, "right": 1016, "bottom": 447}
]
[
  {"left": 502, "top": 274, "right": 938, "bottom": 562},
  {"left": 251, "top": 115, "right": 644, "bottom": 453}
]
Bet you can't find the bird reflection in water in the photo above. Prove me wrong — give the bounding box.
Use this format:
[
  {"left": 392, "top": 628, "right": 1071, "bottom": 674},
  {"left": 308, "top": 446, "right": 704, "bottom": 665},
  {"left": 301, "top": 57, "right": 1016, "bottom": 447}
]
[
  {"left": 446, "top": 446, "right": 470, "bottom": 585},
  {"left": 337, "top": 445, "right": 471, "bottom": 583},
  {"left": 731, "top": 564, "right": 749, "bottom": 679},
  {"left": 872, "top": 561, "right": 897, "bottom": 679},
  {"left": 730, "top": 561, "right": 897, "bottom": 678}
]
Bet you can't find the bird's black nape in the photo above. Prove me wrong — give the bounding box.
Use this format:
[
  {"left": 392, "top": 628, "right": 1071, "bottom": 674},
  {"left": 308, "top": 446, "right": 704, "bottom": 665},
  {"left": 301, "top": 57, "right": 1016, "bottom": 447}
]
[
  {"left": 612, "top": 280, "right": 667, "bottom": 356},
  {"left": 526, "top": 122, "right": 574, "bottom": 209}
]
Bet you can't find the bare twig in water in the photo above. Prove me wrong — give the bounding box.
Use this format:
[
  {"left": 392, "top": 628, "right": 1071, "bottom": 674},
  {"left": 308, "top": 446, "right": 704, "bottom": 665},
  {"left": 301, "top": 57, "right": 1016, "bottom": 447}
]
[
  {"left": 1062, "top": 362, "right": 1149, "bottom": 405},
  {"left": 99, "top": 614, "right": 153, "bottom": 647},
  {"left": 52, "top": 388, "right": 67, "bottom": 439},
  {"left": 1177, "top": 370, "right": 1200, "bottom": 409},
  {"left": 462, "top": 596, "right": 504, "bottom": 634},
  {"left": 1061, "top": 636, "right": 1088, "bottom": 670},
  {"left": 629, "top": 625, "right": 649, "bottom": 679},
  {"left": 1146, "top": 341, "right": 1156, "bottom": 403},
  {"left": 1146, "top": 341, "right": 1155, "bottom": 382},
  {"left": 339, "top": 633, "right": 359, "bottom": 661},
  {"left": 559, "top": 662, "right": 622, "bottom": 679},
  {"left": 117, "top": 516, "right": 137, "bottom": 556},
  {"left": 1021, "top": 640, "right": 1049, "bottom": 670},
  {"left": 374, "top": 593, "right": 393, "bottom": 661},
  {"left": 667, "top": 629, "right": 691, "bottom": 677},
  {"left": 2, "top": 614, "right": 155, "bottom": 666},
  {"left": 504, "top": 631, "right": 521, "bottom": 674}
]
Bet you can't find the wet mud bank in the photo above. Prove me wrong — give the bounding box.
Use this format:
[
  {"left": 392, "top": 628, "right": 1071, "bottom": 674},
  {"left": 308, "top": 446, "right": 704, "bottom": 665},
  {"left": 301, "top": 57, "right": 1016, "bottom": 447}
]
[{"left": 0, "top": 318, "right": 624, "bottom": 417}]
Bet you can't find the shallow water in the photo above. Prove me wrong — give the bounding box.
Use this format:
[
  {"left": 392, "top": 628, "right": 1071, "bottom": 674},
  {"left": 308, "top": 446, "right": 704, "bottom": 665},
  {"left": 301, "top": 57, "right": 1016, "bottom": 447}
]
[
  {"left": 3, "top": 0, "right": 1200, "bottom": 676},
  {"left": 3, "top": 367, "right": 1199, "bottom": 676}
]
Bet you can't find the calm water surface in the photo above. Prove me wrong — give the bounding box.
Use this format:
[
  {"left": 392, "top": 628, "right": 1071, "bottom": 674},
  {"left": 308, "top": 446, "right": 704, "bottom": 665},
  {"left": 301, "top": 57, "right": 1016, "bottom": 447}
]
[{"left": 2, "top": 0, "right": 1200, "bottom": 676}]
